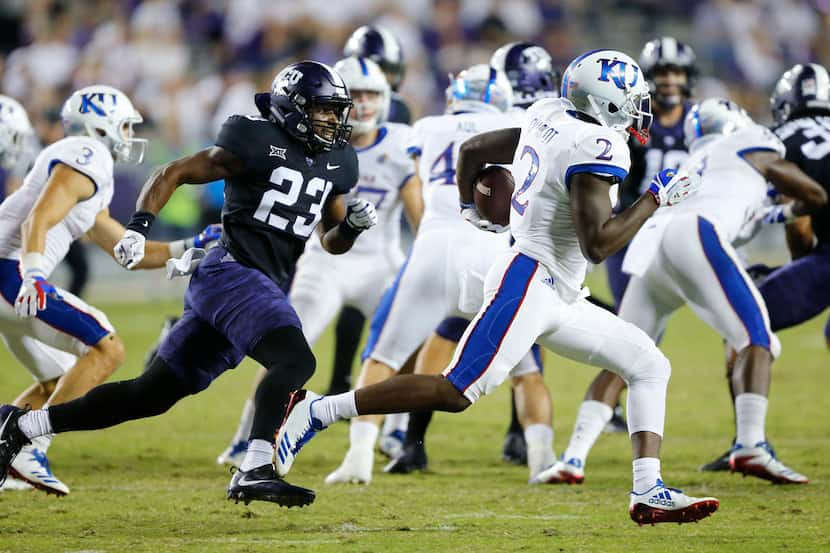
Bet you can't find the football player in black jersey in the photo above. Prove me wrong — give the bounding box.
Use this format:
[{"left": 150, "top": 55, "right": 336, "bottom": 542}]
[
  {"left": 323, "top": 25, "right": 414, "bottom": 402},
  {"left": 701, "top": 63, "right": 830, "bottom": 471},
  {"left": 0, "top": 61, "right": 378, "bottom": 507}
]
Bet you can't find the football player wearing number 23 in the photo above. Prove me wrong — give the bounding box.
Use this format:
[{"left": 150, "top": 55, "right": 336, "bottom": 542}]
[{"left": 0, "top": 61, "right": 376, "bottom": 508}]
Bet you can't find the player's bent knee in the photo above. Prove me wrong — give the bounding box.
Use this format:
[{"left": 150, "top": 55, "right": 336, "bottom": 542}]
[
  {"left": 93, "top": 333, "right": 126, "bottom": 371},
  {"left": 252, "top": 326, "right": 317, "bottom": 388},
  {"left": 626, "top": 346, "right": 671, "bottom": 386},
  {"left": 436, "top": 378, "right": 471, "bottom": 412}
]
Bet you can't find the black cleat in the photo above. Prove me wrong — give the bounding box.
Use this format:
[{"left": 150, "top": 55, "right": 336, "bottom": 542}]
[
  {"left": 143, "top": 316, "right": 180, "bottom": 372},
  {"left": 699, "top": 448, "right": 732, "bottom": 472},
  {"left": 501, "top": 431, "right": 527, "bottom": 466},
  {"left": 0, "top": 404, "right": 31, "bottom": 486},
  {"left": 603, "top": 404, "right": 628, "bottom": 433},
  {"left": 227, "top": 464, "right": 315, "bottom": 508},
  {"left": 383, "top": 443, "right": 428, "bottom": 474}
]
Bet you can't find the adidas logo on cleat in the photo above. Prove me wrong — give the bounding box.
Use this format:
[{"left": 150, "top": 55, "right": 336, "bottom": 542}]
[{"left": 648, "top": 489, "right": 674, "bottom": 508}]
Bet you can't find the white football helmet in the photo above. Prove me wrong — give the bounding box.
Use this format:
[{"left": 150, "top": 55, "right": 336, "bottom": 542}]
[
  {"left": 334, "top": 56, "right": 390, "bottom": 135},
  {"left": 0, "top": 95, "right": 34, "bottom": 170},
  {"left": 445, "top": 64, "right": 513, "bottom": 114},
  {"left": 684, "top": 98, "right": 753, "bottom": 149},
  {"left": 61, "top": 85, "right": 147, "bottom": 164},
  {"left": 561, "top": 49, "right": 652, "bottom": 143}
]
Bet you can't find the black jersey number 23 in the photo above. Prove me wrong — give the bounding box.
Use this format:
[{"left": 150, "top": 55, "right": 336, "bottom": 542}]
[{"left": 253, "top": 166, "right": 332, "bottom": 238}]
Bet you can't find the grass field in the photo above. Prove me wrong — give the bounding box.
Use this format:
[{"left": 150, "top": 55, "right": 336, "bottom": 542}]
[{"left": 0, "top": 275, "right": 828, "bottom": 553}]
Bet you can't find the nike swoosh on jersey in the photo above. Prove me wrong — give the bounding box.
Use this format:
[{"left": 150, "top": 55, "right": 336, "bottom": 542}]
[{"left": 326, "top": 163, "right": 340, "bottom": 170}]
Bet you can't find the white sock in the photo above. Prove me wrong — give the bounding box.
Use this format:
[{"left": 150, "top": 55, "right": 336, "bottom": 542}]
[
  {"left": 349, "top": 420, "right": 380, "bottom": 455},
  {"left": 381, "top": 412, "right": 408, "bottom": 437},
  {"left": 632, "top": 457, "right": 662, "bottom": 494},
  {"left": 524, "top": 423, "right": 555, "bottom": 478},
  {"left": 312, "top": 391, "right": 358, "bottom": 427},
  {"left": 17, "top": 409, "right": 53, "bottom": 440},
  {"left": 561, "top": 400, "right": 613, "bottom": 467},
  {"left": 239, "top": 438, "right": 274, "bottom": 472},
  {"left": 231, "top": 400, "right": 255, "bottom": 444},
  {"left": 31, "top": 434, "right": 53, "bottom": 452},
  {"left": 735, "top": 393, "right": 767, "bottom": 447}
]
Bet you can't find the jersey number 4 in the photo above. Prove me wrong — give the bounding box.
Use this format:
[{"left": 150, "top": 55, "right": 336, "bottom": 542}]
[{"left": 253, "top": 166, "right": 332, "bottom": 238}]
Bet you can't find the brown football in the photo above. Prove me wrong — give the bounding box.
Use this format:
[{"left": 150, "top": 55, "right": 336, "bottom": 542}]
[{"left": 474, "top": 165, "right": 515, "bottom": 226}]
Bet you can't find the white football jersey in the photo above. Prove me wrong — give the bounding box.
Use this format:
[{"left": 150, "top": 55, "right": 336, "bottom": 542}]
[
  {"left": 408, "top": 111, "right": 519, "bottom": 228},
  {"left": 509, "top": 98, "right": 630, "bottom": 299},
  {"left": 666, "top": 124, "right": 785, "bottom": 243},
  {"left": 307, "top": 123, "right": 413, "bottom": 259},
  {"left": 0, "top": 136, "right": 114, "bottom": 276}
]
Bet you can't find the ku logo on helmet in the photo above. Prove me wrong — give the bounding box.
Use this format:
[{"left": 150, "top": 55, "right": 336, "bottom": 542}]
[
  {"left": 79, "top": 93, "right": 118, "bottom": 116},
  {"left": 597, "top": 59, "right": 640, "bottom": 90}
]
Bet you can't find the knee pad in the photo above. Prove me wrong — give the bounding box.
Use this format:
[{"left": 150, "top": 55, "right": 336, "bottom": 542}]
[{"left": 625, "top": 346, "right": 671, "bottom": 386}]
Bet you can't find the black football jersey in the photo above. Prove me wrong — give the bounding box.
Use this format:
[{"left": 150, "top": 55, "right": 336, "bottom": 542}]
[
  {"left": 215, "top": 115, "right": 359, "bottom": 284},
  {"left": 388, "top": 93, "right": 411, "bottom": 125},
  {"left": 618, "top": 102, "right": 691, "bottom": 210},
  {"left": 773, "top": 115, "right": 830, "bottom": 245}
]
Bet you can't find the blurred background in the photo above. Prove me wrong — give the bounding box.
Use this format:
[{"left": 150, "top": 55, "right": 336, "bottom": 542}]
[{"left": 1, "top": 0, "right": 826, "bottom": 299}]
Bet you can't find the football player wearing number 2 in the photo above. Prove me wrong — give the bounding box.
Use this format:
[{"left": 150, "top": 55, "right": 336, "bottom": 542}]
[
  {"left": 0, "top": 61, "right": 376, "bottom": 508},
  {"left": 277, "top": 50, "right": 719, "bottom": 525}
]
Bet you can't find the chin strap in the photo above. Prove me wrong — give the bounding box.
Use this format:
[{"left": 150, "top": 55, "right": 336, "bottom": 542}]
[{"left": 628, "top": 126, "right": 650, "bottom": 145}]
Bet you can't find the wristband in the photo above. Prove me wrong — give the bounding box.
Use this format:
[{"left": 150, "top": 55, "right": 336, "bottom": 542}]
[
  {"left": 20, "top": 252, "right": 46, "bottom": 276},
  {"left": 646, "top": 188, "right": 661, "bottom": 206},
  {"left": 126, "top": 211, "right": 156, "bottom": 237},
  {"left": 338, "top": 220, "right": 362, "bottom": 240}
]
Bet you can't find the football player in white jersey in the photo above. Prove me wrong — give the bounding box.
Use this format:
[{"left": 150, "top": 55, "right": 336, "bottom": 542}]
[
  {"left": 322, "top": 64, "right": 556, "bottom": 485},
  {"left": 0, "top": 95, "right": 37, "bottom": 196},
  {"left": 215, "top": 56, "right": 423, "bottom": 468},
  {"left": 550, "top": 98, "right": 826, "bottom": 486},
  {"left": 277, "top": 50, "right": 722, "bottom": 525},
  {"left": 0, "top": 85, "right": 219, "bottom": 495}
]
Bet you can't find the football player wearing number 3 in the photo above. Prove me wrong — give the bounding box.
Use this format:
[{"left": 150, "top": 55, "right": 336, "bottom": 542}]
[
  {"left": 276, "top": 50, "right": 720, "bottom": 525},
  {"left": 0, "top": 86, "right": 219, "bottom": 496},
  {"left": 0, "top": 62, "right": 376, "bottom": 508}
]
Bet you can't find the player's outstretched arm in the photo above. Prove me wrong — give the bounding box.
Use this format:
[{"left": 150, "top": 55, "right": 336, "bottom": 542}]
[
  {"left": 745, "top": 151, "right": 828, "bottom": 216},
  {"left": 319, "top": 195, "right": 377, "bottom": 254},
  {"left": 88, "top": 209, "right": 220, "bottom": 269},
  {"left": 570, "top": 173, "right": 658, "bottom": 264},
  {"left": 456, "top": 128, "right": 520, "bottom": 204},
  {"left": 114, "top": 147, "right": 243, "bottom": 269}
]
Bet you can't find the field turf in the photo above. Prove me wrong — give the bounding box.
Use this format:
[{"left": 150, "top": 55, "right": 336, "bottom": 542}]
[{"left": 1, "top": 277, "right": 828, "bottom": 552}]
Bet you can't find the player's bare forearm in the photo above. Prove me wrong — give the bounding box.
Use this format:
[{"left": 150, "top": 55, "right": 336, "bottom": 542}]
[
  {"left": 457, "top": 128, "right": 520, "bottom": 204},
  {"left": 746, "top": 153, "right": 828, "bottom": 213},
  {"left": 87, "top": 210, "right": 172, "bottom": 269},
  {"left": 321, "top": 226, "right": 358, "bottom": 254},
  {"left": 785, "top": 217, "right": 815, "bottom": 259},
  {"left": 137, "top": 147, "right": 244, "bottom": 214},
  {"left": 401, "top": 174, "right": 424, "bottom": 231},
  {"left": 570, "top": 172, "right": 657, "bottom": 264},
  {"left": 22, "top": 164, "right": 96, "bottom": 255},
  {"left": 319, "top": 194, "right": 356, "bottom": 254}
]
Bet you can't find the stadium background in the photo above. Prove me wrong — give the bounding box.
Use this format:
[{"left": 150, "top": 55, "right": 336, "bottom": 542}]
[{"left": 0, "top": 1, "right": 829, "bottom": 552}]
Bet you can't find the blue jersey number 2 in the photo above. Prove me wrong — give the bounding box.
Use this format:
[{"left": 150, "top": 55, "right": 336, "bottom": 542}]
[{"left": 511, "top": 145, "right": 539, "bottom": 216}]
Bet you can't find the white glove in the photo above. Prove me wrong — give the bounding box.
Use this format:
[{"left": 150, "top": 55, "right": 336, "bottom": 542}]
[
  {"left": 345, "top": 198, "right": 378, "bottom": 232},
  {"left": 15, "top": 270, "right": 61, "bottom": 318},
  {"left": 760, "top": 203, "right": 796, "bottom": 225},
  {"left": 461, "top": 202, "right": 509, "bottom": 234},
  {"left": 646, "top": 168, "right": 700, "bottom": 207},
  {"left": 166, "top": 247, "right": 207, "bottom": 279},
  {"left": 114, "top": 229, "right": 146, "bottom": 269}
]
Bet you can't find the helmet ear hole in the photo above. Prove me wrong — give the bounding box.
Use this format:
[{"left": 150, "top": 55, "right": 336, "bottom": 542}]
[{"left": 608, "top": 103, "right": 619, "bottom": 114}]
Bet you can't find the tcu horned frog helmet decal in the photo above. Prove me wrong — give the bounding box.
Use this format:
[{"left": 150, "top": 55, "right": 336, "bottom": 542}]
[
  {"left": 257, "top": 61, "right": 353, "bottom": 152},
  {"left": 561, "top": 49, "right": 653, "bottom": 144}
]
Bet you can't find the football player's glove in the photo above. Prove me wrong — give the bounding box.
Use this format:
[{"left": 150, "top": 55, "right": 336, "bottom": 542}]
[
  {"left": 15, "top": 271, "right": 61, "bottom": 318},
  {"left": 460, "top": 201, "right": 509, "bottom": 234},
  {"left": 191, "top": 224, "right": 222, "bottom": 249},
  {"left": 761, "top": 204, "right": 795, "bottom": 225},
  {"left": 646, "top": 168, "right": 699, "bottom": 206},
  {"left": 345, "top": 198, "right": 378, "bottom": 232},
  {"left": 114, "top": 229, "right": 146, "bottom": 269}
]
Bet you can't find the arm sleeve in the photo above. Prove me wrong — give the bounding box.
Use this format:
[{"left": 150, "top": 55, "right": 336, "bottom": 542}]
[
  {"left": 333, "top": 145, "right": 359, "bottom": 195},
  {"left": 48, "top": 139, "right": 113, "bottom": 196},
  {"left": 215, "top": 115, "right": 254, "bottom": 166},
  {"left": 563, "top": 130, "right": 631, "bottom": 189}
]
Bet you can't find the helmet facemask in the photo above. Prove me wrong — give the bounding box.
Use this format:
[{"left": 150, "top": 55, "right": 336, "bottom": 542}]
[
  {"left": 0, "top": 126, "right": 29, "bottom": 170},
  {"left": 349, "top": 89, "right": 386, "bottom": 135},
  {"left": 585, "top": 88, "right": 652, "bottom": 144},
  {"left": 307, "top": 98, "right": 353, "bottom": 152}
]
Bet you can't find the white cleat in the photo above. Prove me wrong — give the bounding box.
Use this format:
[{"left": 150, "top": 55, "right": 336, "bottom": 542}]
[
  {"left": 378, "top": 429, "right": 406, "bottom": 459},
  {"left": 275, "top": 390, "right": 325, "bottom": 477},
  {"left": 629, "top": 479, "right": 719, "bottom": 525},
  {"left": 0, "top": 476, "right": 33, "bottom": 491},
  {"left": 216, "top": 440, "right": 248, "bottom": 468},
  {"left": 729, "top": 441, "right": 808, "bottom": 484},
  {"left": 10, "top": 445, "right": 69, "bottom": 496},
  {"left": 529, "top": 457, "right": 585, "bottom": 485},
  {"left": 324, "top": 449, "right": 373, "bottom": 485}
]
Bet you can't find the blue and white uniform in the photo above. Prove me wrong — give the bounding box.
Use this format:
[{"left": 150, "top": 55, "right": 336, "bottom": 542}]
[
  {"left": 288, "top": 123, "right": 412, "bottom": 345},
  {"left": 443, "top": 98, "right": 670, "bottom": 439},
  {"left": 0, "top": 136, "right": 115, "bottom": 381},
  {"left": 619, "top": 124, "right": 783, "bottom": 357}
]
